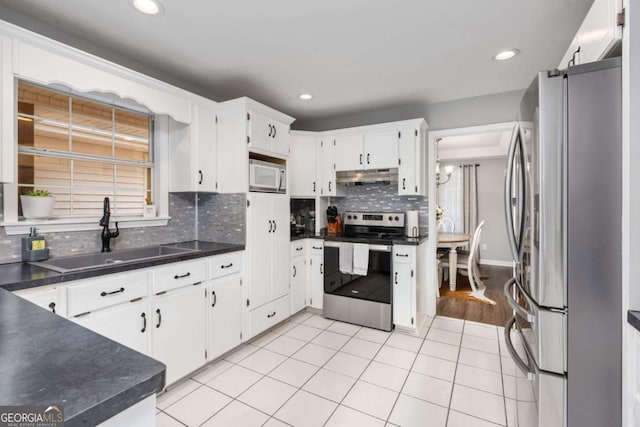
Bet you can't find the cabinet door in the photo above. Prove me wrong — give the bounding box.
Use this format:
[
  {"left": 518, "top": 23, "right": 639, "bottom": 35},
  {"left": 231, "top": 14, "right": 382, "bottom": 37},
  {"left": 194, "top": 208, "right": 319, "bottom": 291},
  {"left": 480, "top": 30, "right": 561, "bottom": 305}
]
[
  {"left": 248, "top": 111, "right": 273, "bottom": 153},
  {"left": 364, "top": 130, "right": 399, "bottom": 170},
  {"left": 247, "top": 194, "right": 273, "bottom": 309},
  {"left": 73, "top": 299, "right": 150, "bottom": 355},
  {"left": 334, "top": 134, "right": 364, "bottom": 171},
  {"left": 320, "top": 138, "right": 336, "bottom": 196},
  {"left": 309, "top": 253, "right": 324, "bottom": 310},
  {"left": 195, "top": 104, "right": 218, "bottom": 192},
  {"left": 15, "top": 286, "right": 66, "bottom": 316},
  {"left": 271, "top": 196, "right": 291, "bottom": 300},
  {"left": 393, "top": 262, "right": 414, "bottom": 328},
  {"left": 290, "top": 135, "right": 318, "bottom": 197},
  {"left": 579, "top": 0, "right": 621, "bottom": 64},
  {"left": 291, "top": 257, "right": 306, "bottom": 314},
  {"left": 207, "top": 277, "right": 242, "bottom": 361},
  {"left": 271, "top": 120, "right": 291, "bottom": 157},
  {"left": 398, "top": 128, "right": 418, "bottom": 196},
  {"left": 0, "top": 35, "right": 13, "bottom": 183},
  {"left": 152, "top": 285, "right": 206, "bottom": 386}
]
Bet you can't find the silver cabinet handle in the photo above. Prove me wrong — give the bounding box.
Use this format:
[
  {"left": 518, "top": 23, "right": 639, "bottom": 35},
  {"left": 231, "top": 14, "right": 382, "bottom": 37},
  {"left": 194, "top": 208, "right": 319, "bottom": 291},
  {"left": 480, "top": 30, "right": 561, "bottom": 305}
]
[{"left": 504, "top": 316, "right": 535, "bottom": 379}]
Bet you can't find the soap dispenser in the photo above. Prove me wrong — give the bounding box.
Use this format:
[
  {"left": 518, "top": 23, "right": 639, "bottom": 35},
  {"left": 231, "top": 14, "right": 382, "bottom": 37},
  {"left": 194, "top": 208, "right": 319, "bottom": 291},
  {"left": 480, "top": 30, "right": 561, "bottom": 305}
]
[{"left": 22, "top": 227, "right": 50, "bottom": 262}]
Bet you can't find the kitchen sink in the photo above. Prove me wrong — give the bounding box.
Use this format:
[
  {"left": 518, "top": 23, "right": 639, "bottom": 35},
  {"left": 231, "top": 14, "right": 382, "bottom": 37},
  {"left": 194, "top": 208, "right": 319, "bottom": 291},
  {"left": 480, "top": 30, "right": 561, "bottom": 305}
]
[{"left": 31, "top": 245, "right": 198, "bottom": 273}]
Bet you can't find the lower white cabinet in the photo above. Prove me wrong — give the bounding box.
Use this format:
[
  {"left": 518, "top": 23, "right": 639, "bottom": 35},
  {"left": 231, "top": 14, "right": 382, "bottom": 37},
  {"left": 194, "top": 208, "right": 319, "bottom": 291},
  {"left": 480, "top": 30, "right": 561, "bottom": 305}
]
[
  {"left": 393, "top": 245, "right": 416, "bottom": 329},
  {"left": 72, "top": 299, "right": 150, "bottom": 355},
  {"left": 308, "top": 240, "right": 324, "bottom": 310},
  {"left": 206, "top": 276, "right": 242, "bottom": 361},
  {"left": 152, "top": 284, "right": 206, "bottom": 385},
  {"left": 249, "top": 294, "right": 290, "bottom": 337},
  {"left": 14, "top": 285, "right": 66, "bottom": 316},
  {"left": 291, "top": 253, "right": 307, "bottom": 314}
]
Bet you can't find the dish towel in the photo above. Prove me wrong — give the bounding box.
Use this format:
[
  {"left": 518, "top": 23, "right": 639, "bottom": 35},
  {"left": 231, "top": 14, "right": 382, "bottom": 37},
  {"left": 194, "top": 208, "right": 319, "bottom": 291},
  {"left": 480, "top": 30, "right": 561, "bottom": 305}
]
[
  {"left": 339, "top": 243, "right": 354, "bottom": 274},
  {"left": 352, "top": 243, "right": 369, "bottom": 276}
]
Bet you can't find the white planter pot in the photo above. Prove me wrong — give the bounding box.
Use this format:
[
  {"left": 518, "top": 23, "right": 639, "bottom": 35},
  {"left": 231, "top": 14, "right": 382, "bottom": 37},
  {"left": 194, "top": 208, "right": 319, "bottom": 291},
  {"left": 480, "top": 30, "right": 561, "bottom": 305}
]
[
  {"left": 20, "top": 195, "right": 56, "bottom": 220},
  {"left": 143, "top": 204, "right": 157, "bottom": 218}
]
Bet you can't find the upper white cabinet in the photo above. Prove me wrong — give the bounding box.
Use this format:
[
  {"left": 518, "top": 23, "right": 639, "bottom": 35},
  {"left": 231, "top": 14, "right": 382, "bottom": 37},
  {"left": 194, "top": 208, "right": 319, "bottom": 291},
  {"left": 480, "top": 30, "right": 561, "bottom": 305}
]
[
  {"left": 334, "top": 134, "right": 365, "bottom": 171},
  {"left": 398, "top": 127, "right": 426, "bottom": 196},
  {"left": 169, "top": 100, "right": 218, "bottom": 192},
  {"left": 289, "top": 133, "right": 319, "bottom": 197},
  {"left": 319, "top": 136, "right": 345, "bottom": 197},
  {"left": 248, "top": 110, "right": 291, "bottom": 157},
  {"left": 364, "top": 130, "right": 400, "bottom": 170},
  {"left": 558, "top": 0, "right": 623, "bottom": 68},
  {"left": 0, "top": 35, "right": 14, "bottom": 183}
]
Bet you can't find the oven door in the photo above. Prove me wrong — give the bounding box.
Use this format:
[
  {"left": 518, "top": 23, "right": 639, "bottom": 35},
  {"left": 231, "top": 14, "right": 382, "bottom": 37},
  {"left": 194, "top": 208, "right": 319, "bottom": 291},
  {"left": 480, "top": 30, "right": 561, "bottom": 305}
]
[
  {"left": 504, "top": 276, "right": 566, "bottom": 375},
  {"left": 505, "top": 316, "right": 566, "bottom": 427}
]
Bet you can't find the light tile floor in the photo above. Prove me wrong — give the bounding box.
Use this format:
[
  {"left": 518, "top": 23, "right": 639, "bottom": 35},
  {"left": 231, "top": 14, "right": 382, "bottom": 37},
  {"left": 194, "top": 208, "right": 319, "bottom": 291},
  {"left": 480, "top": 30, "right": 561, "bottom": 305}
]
[{"left": 156, "top": 312, "right": 529, "bottom": 427}]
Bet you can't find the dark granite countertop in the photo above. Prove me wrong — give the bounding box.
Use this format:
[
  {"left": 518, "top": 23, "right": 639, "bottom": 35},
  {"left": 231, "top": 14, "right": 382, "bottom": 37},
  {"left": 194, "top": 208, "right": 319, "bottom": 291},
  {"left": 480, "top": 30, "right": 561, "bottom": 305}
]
[
  {"left": 0, "top": 288, "right": 165, "bottom": 426},
  {"left": 0, "top": 240, "right": 244, "bottom": 292},
  {"left": 628, "top": 310, "right": 640, "bottom": 333},
  {"left": 291, "top": 233, "right": 428, "bottom": 246}
]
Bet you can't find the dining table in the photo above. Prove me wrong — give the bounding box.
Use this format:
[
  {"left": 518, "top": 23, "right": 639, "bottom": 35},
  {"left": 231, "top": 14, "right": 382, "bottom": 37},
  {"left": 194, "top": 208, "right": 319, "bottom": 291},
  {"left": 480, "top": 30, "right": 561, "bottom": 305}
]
[{"left": 437, "top": 232, "right": 471, "bottom": 291}]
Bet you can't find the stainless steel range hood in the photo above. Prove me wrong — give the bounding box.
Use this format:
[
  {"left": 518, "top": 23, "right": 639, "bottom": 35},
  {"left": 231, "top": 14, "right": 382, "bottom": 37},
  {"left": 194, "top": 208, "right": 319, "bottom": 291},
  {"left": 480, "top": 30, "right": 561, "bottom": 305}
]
[{"left": 335, "top": 168, "right": 399, "bottom": 185}]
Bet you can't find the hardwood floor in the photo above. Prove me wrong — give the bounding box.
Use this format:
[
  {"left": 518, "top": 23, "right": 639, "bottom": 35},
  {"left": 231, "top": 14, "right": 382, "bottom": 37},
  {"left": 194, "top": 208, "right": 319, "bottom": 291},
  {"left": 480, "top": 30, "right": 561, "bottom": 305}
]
[{"left": 436, "top": 264, "right": 513, "bottom": 327}]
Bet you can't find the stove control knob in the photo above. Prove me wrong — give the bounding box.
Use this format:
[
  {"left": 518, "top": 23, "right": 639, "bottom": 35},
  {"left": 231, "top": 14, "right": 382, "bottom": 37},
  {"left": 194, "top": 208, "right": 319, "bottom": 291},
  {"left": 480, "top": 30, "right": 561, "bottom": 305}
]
[
  {"left": 353, "top": 215, "right": 358, "bottom": 220},
  {"left": 347, "top": 215, "right": 352, "bottom": 220},
  {"left": 395, "top": 216, "right": 400, "bottom": 221},
  {"left": 388, "top": 216, "right": 393, "bottom": 221}
]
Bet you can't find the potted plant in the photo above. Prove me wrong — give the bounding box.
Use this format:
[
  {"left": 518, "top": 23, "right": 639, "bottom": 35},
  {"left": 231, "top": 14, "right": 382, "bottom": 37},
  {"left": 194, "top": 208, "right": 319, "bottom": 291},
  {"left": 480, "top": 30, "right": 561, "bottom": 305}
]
[
  {"left": 20, "top": 189, "right": 56, "bottom": 220},
  {"left": 143, "top": 197, "right": 156, "bottom": 218}
]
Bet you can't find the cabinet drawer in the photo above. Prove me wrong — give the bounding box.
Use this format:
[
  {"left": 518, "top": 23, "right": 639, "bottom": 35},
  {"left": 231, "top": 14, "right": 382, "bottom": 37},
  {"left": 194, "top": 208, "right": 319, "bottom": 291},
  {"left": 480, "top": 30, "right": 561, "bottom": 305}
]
[
  {"left": 67, "top": 271, "right": 148, "bottom": 317},
  {"left": 152, "top": 259, "right": 207, "bottom": 294},
  {"left": 308, "top": 240, "right": 324, "bottom": 255},
  {"left": 393, "top": 246, "right": 415, "bottom": 264},
  {"left": 249, "top": 295, "right": 290, "bottom": 338},
  {"left": 209, "top": 252, "right": 243, "bottom": 280},
  {"left": 291, "top": 241, "right": 306, "bottom": 258}
]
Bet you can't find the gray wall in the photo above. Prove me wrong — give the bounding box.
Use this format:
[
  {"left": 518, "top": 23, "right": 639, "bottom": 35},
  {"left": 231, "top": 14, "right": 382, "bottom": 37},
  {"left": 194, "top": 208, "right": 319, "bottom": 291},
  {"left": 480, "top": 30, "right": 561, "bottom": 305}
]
[
  {"left": 440, "top": 158, "right": 511, "bottom": 264},
  {"left": 329, "top": 184, "right": 428, "bottom": 237}
]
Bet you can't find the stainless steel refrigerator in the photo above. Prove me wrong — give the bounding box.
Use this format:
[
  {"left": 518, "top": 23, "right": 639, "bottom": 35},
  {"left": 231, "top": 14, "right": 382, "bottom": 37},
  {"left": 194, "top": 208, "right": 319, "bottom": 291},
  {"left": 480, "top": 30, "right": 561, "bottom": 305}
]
[{"left": 503, "top": 58, "right": 622, "bottom": 427}]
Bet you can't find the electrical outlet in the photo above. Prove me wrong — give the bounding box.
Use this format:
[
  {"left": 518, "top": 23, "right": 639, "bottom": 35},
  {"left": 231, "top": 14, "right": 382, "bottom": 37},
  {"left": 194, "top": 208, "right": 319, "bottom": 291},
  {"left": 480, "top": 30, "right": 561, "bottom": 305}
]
[{"left": 481, "top": 244, "right": 488, "bottom": 251}]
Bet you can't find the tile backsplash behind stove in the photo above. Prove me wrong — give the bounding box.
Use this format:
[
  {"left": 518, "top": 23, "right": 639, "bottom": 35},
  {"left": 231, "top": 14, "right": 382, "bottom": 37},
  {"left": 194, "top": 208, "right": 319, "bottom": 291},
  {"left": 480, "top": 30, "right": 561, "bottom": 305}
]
[{"left": 330, "top": 184, "right": 428, "bottom": 236}]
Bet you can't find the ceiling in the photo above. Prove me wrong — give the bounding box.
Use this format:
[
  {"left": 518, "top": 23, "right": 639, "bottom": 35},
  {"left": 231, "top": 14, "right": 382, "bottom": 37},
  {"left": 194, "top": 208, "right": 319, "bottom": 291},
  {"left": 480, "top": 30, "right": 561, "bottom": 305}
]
[{"left": 0, "top": 0, "right": 594, "bottom": 122}]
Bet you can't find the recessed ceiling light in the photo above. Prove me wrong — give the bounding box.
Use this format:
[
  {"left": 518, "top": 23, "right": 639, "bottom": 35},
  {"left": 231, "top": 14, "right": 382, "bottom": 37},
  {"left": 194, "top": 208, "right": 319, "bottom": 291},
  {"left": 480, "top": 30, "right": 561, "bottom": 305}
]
[
  {"left": 131, "top": 0, "right": 164, "bottom": 15},
  {"left": 298, "top": 93, "right": 313, "bottom": 100},
  {"left": 493, "top": 49, "right": 520, "bottom": 61}
]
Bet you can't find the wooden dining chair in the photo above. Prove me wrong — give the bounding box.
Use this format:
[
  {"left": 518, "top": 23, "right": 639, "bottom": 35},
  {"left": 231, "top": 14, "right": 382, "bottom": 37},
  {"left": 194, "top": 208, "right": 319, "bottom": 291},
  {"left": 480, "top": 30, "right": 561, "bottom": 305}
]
[{"left": 441, "top": 221, "right": 496, "bottom": 304}]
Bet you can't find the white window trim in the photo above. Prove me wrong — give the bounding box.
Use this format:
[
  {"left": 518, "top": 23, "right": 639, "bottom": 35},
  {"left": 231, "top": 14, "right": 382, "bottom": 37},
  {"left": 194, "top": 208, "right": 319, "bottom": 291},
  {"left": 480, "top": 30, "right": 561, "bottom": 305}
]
[{"left": 2, "top": 114, "right": 172, "bottom": 235}]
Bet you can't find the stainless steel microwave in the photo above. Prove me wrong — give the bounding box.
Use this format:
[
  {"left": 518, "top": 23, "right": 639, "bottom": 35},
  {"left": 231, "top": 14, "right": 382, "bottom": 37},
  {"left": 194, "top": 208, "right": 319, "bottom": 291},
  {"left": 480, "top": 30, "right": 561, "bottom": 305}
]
[{"left": 249, "top": 158, "right": 286, "bottom": 193}]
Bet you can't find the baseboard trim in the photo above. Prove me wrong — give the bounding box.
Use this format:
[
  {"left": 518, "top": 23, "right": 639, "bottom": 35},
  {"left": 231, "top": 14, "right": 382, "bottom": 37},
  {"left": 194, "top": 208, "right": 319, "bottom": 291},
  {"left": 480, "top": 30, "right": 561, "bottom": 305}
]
[{"left": 479, "top": 259, "right": 513, "bottom": 267}]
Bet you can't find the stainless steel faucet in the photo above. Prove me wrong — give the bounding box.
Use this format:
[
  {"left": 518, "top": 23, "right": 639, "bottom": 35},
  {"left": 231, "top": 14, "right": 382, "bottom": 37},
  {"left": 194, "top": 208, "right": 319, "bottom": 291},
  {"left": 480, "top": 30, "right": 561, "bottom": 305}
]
[{"left": 99, "top": 197, "right": 119, "bottom": 252}]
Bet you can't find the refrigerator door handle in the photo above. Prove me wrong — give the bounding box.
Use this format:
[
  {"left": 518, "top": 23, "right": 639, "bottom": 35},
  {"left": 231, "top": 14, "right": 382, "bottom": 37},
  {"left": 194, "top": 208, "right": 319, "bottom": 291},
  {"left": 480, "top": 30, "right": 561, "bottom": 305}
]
[
  {"left": 504, "top": 277, "right": 536, "bottom": 323},
  {"left": 504, "top": 123, "right": 521, "bottom": 262},
  {"left": 505, "top": 316, "right": 535, "bottom": 381}
]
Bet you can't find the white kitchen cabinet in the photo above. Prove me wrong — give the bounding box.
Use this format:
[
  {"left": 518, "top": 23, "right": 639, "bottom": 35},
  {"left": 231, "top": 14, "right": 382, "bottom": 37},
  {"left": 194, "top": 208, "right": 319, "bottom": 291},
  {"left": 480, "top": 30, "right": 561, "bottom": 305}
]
[
  {"left": 319, "top": 137, "right": 345, "bottom": 197},
  {"left": 246, "top": 193, "right": 290, "bottom": 311},
  {"left": 0, "top": 35, "right": 13, "bottom": 183},
  {"left": 72, "top": 299, "right": 150, "bottom": 356},
  {"left": 206, "top": 276, "right": 242, "bottom": 361},
  {"left": 15, "top": 285, "right": 66, "bottom": 316},
  {"left": 334, "top": 134, "right": 365, "bottom": 171},
  {"left": 169, "top": 101, "right": 218, "bottom": 192},
  {"left": 398, "top": 127, "right": 425, "bottom": 196},
  {"left": 393, "top": 245, "right": 416, "bottom": 329},
  {"left": 291, "top": 254, "right": 307, "bottom": 314},
  {"left": 248, "top": 110, "right": 290, "bottom": 157},
  {"left": 308, "top": 240, "right": 324, "bottom": 310},
  {"left": 558, "top": 0, "right": 623, "bottom": 68},
  {"left": 364, "top": 130, "right": 400, "bottom": 170},
  {"left": 152, "top": 284, "right": 206, "bottom": 385},
  {"left": 289, "top": 133, "right": 318, "bottom": 197}
]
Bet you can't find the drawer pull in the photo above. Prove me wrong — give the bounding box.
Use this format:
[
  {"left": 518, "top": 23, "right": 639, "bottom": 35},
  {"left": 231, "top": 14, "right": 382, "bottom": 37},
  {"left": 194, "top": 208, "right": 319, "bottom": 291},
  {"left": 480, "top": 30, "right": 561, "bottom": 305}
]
[
  {"left": 48, "top": 302, "right": 56, "bottom": 314},
  {"left": 394, "top": 272, "right": 398, "bottom": 284},
  {"left": 100, "top": 287, "right": 125, "bottom": 297},
  {"left": 141, "top": 312, "right": 147, "bottom": 333},
  {"left": 211, "top": 291, "right": 217, "bottom": 307},
  {"left": 221, "top": 263, "right": 233, "bottom": 269},
  {"left": 312, "top": 246, "right": 322, "bottom": 250},
  {"left": 267, "top": 311, "right": 276, "bottom": 318},
  {"left": 395, "top": 253, "right": 409, "bottom": 258},
  {"left": 296, "top": 247, "right": 303, "bottom": 251},
  {"left": 174, "top": 272, "right": 191, "bottom": 279},
  {"left": 320, "top": 263, "right": 323, "bottom": 274},
  {"left": 156, "top": 308, "right": 162, "bottom": 328}
]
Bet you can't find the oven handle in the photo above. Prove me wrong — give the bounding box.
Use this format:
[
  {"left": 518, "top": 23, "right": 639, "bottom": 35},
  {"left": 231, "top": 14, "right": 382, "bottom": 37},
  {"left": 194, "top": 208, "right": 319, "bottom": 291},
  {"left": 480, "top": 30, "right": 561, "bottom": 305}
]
[
  {"left": 505, "top": 316, "right": 535, "bottom": 381},
  {"left": 323, "top": 241, "right": 391, "bottom": 252},
  {"left": 503, "top": 277, "right": 535, "bottom": 323}
]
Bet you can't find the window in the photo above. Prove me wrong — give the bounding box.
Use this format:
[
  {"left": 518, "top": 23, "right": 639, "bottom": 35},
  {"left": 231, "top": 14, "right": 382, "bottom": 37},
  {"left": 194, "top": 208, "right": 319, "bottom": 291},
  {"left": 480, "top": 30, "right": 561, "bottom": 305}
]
[{"left": 16, "top": 81, "right": 153, "bottom": 218}]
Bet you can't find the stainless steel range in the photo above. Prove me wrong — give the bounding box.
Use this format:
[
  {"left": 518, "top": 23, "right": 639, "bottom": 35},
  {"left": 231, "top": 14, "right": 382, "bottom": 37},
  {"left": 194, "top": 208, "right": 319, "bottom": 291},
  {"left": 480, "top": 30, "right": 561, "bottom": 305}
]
[{"left": 323, "top": 212, "right": 404, "bottom": 331}]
